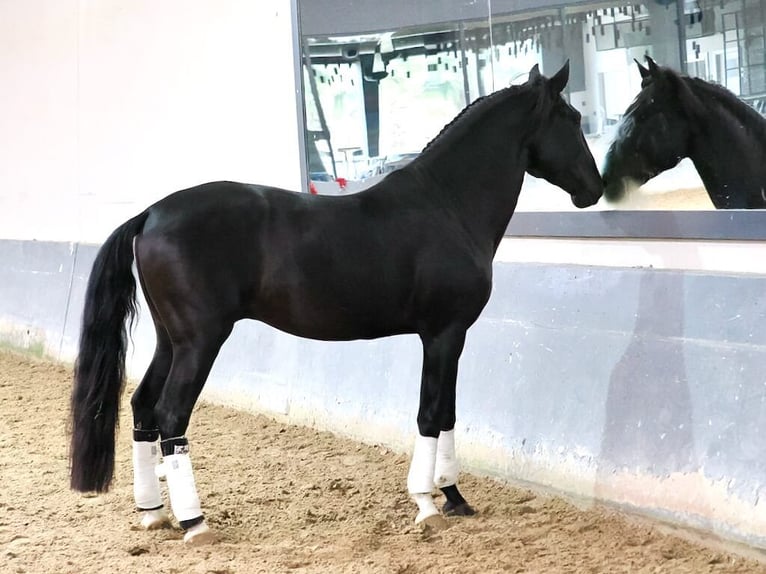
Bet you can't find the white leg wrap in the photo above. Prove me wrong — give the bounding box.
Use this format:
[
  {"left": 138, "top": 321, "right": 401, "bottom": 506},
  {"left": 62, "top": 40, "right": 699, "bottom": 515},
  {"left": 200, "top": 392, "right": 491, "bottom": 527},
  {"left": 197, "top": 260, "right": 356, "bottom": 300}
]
[
  {"left": 434, "top": 429, "right": 460, "bottom": 488},
  {"left": 407, "top": 435, "right": 438, "bottom": 494},
  {"left": 140, "top": 508, "right": 170, "bottom": 530},
  {"left": 132, "top": 440, "right": 163, "bottom": 510},
  {"left": 412, "top": 492, "right": 440, "bottom": 524},
  {"left": 156, "top": 453, "right": 203, "bottom": 524}
]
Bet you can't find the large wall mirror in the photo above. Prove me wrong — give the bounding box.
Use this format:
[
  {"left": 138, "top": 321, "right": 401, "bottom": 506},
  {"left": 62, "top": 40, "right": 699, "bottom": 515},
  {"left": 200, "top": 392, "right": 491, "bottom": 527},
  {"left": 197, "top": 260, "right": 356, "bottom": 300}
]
[{"left": 298, "top": 0, "right": 766, "bottom": 238}]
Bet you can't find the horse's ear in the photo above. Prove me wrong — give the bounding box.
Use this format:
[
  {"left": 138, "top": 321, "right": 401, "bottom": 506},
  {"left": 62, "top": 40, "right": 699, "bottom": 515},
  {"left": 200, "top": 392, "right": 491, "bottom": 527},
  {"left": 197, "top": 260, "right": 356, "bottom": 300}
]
[
  {"left": 645, "top": 55, "right": 661, "bottom": 77},
  {"left": 635, "top": 58, "right": 650, "bottom": 81},
  {"left": 528, "top": 64, "right": 541, "bottom": 83},
  {"left": 548, "top": 60, "right": 570, "bottom": 94}
]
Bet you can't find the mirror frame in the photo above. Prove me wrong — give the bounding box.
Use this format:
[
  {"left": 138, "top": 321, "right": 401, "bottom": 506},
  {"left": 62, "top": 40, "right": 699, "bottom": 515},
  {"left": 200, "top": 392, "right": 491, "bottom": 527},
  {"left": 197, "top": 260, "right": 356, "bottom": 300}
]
[{"left": 295, "top": 0, "right": 766, "bottom": 241}]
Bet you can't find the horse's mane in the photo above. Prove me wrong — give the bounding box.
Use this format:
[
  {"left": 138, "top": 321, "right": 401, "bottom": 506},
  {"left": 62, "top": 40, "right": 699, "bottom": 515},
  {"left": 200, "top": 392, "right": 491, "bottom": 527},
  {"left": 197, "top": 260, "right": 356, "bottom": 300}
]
[
  {"left": 685, "top": 75, "right": 766, "bottom": 139},
  {"left": 420, "top": 83, "right": 536, "bottom": 154}
]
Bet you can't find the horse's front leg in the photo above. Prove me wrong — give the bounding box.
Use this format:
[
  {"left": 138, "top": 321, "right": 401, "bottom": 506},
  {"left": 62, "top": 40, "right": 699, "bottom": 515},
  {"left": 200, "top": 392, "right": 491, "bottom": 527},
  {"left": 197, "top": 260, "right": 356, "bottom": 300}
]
[{"left": 408, "top": 326, "right": 474, "bottom": 529}]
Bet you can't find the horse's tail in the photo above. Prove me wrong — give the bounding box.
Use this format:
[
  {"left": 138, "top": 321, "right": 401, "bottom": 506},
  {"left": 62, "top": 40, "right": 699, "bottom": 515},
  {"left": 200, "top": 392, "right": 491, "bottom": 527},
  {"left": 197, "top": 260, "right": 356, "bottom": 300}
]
[{"left": 69, "top": 210, "right": 150, "bottom": 493}]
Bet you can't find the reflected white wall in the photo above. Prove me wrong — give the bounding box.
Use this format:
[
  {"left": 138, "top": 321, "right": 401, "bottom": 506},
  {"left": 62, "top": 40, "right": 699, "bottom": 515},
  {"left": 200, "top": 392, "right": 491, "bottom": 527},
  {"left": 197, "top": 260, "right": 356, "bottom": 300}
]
[{"left": 0, "top": 0, "right": 301, "bottom": 243}]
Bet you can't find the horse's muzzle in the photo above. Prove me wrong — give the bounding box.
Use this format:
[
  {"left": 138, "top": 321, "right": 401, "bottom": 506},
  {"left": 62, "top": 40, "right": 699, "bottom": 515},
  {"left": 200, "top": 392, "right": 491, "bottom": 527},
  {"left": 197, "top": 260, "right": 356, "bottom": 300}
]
[{"left": 572, "top": 185, "right": 603, "bottom": 208}]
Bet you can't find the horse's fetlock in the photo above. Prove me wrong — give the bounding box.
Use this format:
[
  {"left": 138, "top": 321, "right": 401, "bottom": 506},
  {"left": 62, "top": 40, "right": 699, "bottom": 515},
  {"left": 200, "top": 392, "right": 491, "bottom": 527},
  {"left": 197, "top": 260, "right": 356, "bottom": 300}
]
[
  {"left": 133, "top": 428, "right": 159, "bottom": 442},
  {"left": 160, "top": 435, "right": 189, "bottom": 457}
]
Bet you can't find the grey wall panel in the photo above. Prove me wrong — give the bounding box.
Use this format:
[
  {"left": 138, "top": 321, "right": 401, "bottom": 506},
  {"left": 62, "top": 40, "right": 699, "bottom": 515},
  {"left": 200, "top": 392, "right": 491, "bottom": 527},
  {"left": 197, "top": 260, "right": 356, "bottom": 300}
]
[
  {"left": 507, "top": 210, "right": 766, "bottom": 240},
  {"left": 3, "top": 238, "right": 766, "bottom": 547},
  {"left": 58, "top": 244, "right": 96, "bottom": 361},
  {"left": 0, "top": 240, "right": 76, "bottom": 355}
]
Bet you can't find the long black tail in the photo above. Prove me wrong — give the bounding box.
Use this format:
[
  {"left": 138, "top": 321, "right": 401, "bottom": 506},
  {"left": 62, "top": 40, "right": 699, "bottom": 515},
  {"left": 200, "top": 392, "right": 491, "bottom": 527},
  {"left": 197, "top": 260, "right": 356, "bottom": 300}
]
[{"left": 69, "top": 210, "right": 150, "bottom": 493}]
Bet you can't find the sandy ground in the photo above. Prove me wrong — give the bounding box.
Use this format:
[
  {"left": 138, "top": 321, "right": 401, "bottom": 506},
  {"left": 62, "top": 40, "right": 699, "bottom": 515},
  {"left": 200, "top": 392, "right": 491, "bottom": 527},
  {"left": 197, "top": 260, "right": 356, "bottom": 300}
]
[
  {"left": 1, "top": 351, "right": 766, "bottom": 574},
  {"left": 611, "top": 186, "right": 715, "bottom": 210}
]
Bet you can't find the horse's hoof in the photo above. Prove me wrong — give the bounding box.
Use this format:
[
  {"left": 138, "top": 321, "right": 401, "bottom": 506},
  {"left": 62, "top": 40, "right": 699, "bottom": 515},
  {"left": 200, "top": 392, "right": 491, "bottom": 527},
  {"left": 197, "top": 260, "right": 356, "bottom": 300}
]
[
  {"left": 418, "top": 513, "right": 450, "bottom": 534},
  {"left": 443, "top": 501, "right": 476, "bottom": 517},
  {"left": 183, "top": 522, "right": 217, "bottom": 546},
  {"left": 140, "top": 509, "right": 171, "bottom": 530}
]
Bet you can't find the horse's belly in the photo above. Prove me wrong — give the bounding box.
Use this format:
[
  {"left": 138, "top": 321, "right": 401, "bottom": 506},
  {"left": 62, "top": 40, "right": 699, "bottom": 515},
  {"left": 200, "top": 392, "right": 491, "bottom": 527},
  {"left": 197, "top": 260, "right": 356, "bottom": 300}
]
[
  {"left": 248, "top": 287, "right": 412, "bottom": 342},
  {"left": 255, "top": 310, "right": 412, "bottom": 341}
]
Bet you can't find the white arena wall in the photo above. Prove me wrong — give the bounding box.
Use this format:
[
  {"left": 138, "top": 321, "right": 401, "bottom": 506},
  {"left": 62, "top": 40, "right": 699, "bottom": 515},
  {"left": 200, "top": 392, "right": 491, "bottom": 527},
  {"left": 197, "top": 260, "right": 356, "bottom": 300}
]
[{"left": 0, "top": 0, "right": 303, "bottom": 243}]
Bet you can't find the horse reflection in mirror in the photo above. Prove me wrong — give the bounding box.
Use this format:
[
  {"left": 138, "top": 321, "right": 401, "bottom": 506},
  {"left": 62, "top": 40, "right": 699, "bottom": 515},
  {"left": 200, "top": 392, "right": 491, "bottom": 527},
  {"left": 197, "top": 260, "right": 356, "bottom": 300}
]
[
  {"left": 602, "top": 56, "right": 766, "bottom": 209},
  {"left": 69, "top": 62, "right": 602, "bottom": 545}
]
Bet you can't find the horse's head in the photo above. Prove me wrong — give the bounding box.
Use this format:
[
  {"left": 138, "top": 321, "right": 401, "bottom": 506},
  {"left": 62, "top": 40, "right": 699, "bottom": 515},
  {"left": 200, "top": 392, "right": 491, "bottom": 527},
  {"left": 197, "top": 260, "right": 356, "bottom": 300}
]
[
  {"left": 525, "top": 62, "right": 603, "bottom": 208},
  {"left": 602, "top": 56, "right": 698, "bottom": 202}
]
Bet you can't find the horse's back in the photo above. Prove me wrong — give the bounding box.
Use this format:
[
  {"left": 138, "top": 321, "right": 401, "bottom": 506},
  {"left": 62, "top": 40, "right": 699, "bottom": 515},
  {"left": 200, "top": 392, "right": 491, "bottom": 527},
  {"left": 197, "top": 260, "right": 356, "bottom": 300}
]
[
  {"left": 141, "top": 181, "right": 359, "bottom": 261},
  {"left": 135, "top": 181, "right": 416, "bottom": 339},
  {"left": 145, "top": 181, "right": 302, "bottom": 226}
]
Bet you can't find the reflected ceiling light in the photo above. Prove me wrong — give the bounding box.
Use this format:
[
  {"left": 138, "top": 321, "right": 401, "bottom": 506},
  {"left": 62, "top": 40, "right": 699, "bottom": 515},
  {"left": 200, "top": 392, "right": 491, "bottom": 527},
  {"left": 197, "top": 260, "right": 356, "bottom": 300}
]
[
  {"left": 380, "top": 33, "right": 395, "bottom": 53},
  {"left": 372, "top": 52, "right": 385, "bottom": 73}
]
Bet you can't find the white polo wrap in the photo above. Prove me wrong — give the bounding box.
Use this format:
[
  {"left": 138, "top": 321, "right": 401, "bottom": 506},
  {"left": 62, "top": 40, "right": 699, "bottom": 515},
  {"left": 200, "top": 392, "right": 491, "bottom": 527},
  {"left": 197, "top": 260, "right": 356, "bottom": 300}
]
[
  {"left": 411, "top": 492, "right": 440, "bottom": 523},
  {"left": 132, "top": 440, "right": 162, "bottom": 510},
  {"left": 407, "top": 434, "right": 438, "bottom": 494},
  {"left": 434, "top": 429, "right": 460, "bottom": 488},
  {"left": 157, "top": 453, "right": 203, "bottom": 523}
]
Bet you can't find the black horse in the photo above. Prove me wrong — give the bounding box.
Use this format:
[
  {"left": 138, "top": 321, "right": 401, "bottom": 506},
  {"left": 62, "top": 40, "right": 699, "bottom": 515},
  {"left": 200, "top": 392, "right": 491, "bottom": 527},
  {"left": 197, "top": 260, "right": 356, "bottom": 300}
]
[
  {"left": 602, "top": 56, "right": 766, "bottom": 209},
  {"left": 69, "top": 62, "right": 602, "bottom": 545}
]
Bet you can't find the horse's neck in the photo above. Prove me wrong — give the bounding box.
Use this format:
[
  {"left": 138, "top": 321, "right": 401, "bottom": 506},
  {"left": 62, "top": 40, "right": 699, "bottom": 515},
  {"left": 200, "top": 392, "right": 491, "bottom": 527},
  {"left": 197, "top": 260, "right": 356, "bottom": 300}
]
[
  {"left": 414, "top": 131, "right": 528, "bottom": 251},
  {"left": 688, "top": 104, "right": 766, "bottom": 207}
]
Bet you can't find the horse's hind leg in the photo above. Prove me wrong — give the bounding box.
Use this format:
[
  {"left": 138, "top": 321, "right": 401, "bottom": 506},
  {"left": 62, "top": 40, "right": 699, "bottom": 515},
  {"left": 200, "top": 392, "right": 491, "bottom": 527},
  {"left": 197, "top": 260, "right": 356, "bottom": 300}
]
[
  {"left": 130, "top": 327, "right": 173, "bottom": 530},
  {"left": 154, "top": 325, "right": 232, "bottom": 546}
]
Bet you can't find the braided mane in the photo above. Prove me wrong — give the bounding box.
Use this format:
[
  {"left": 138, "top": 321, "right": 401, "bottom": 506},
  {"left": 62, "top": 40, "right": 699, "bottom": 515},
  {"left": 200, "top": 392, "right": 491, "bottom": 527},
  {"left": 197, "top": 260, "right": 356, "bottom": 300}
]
[{"left": 420, "top": 83, "right": 532, "bottom": 154}]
